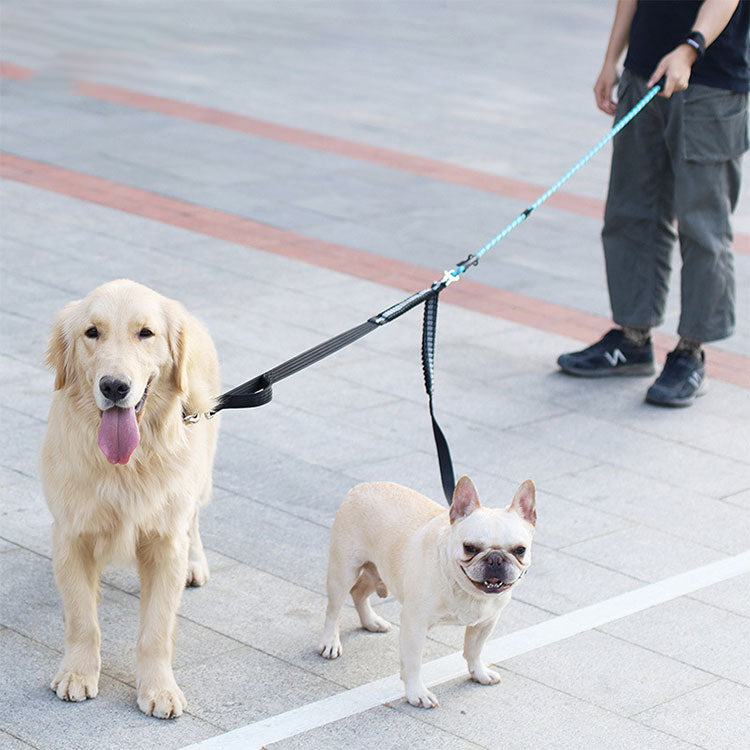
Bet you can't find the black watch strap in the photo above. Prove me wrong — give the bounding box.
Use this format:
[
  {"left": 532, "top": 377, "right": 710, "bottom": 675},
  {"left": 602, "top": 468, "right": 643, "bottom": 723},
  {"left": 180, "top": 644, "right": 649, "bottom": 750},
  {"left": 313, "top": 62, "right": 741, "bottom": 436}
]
[{"left": 684, "top": 30, "right": 706, "bottom": 60}]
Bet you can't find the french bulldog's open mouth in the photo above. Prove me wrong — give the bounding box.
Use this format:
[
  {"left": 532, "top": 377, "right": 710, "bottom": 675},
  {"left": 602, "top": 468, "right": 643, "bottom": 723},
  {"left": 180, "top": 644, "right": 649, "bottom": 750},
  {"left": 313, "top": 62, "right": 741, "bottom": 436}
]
[
  {"left": 461, "top": 567, "right": 514, "bottom": 594},
  {"left": 473, "top": 578, "right": 513, "bottom": 594}
]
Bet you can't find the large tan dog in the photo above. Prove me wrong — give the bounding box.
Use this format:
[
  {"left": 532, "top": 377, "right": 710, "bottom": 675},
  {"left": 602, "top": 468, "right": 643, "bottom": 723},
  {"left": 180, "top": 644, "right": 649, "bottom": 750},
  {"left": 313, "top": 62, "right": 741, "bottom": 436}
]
[{"left": 40, "top": 279, "right": 220, "bottom": 718}]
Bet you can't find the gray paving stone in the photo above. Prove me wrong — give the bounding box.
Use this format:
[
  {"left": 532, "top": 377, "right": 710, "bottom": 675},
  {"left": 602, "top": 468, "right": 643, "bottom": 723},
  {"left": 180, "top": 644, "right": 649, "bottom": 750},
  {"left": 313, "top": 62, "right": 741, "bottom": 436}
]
[
  {"left": 0, "top": 474, "right": 53, "bottom": 557},
  {"left": 601, "top": 597, "right": 750, "bottom": 686},
  {"left": 722, "top": 487, "right": 750, "bottom": 510},
  {"left": 504, "top": 629, "right": 716, "bottom": 718},
  {"left": 210, "top": 434, "right": 358, "bottom": 524},
  {"left": 172, "top": 645, "right": 342, "bottom": 733},
  {"left": 529, "top": 490, "right": 633, "bottom": 551},
  {"left": 634, "top": 679, "right": 750, "bottom": 750},
  {"left": 0, "top": 547, "right": 245, "bottom": 687},
  {"left": 508, "top": 413, "right": 749, "bottom": 498},
  {"left": 542, "top": 465, "right": 750, "bottom": 555},
  {"left": 0, "top": 628, "right": 219, "bottom": 750},
  {"left": 513, "top": 545, "right": 644, "bottom": 616},
  {"left": 0, "top": 730, "right": 36, "bottom": 749},
  {"left": 198, "top": 490, "right": 332, "bottom": 593},
  {"left": 268, "top": 705, "right": 485, "bottom": 750},
  {"left": 688, "top": 572, "right": 750, "bottom": 619},
  {"left": 562, "top": 525, "right": 726, "bottom": 582},
  {"left": 390, "top": 668, "right": 697, "bottom": 750}
]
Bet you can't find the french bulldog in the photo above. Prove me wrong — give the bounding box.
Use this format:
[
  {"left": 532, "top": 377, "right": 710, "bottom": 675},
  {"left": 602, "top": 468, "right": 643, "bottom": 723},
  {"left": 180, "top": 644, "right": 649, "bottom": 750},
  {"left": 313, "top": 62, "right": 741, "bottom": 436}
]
[{"left": 318, "top": 475, "right": 536, "bottom": 708}]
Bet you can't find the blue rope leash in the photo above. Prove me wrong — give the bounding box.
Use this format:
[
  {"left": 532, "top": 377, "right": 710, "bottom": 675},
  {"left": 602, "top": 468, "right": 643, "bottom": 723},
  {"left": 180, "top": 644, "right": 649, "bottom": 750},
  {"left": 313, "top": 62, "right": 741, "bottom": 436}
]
[{"left": 444, "top": 82, "right": 662, "bottom": 282}]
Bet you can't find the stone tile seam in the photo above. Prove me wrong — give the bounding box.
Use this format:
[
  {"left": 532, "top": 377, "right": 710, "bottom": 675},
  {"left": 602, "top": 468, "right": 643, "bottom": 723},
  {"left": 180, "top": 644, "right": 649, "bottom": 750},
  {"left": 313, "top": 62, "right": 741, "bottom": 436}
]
[{"left": 0, "top": 727, "right": 40, "bottom": 750}]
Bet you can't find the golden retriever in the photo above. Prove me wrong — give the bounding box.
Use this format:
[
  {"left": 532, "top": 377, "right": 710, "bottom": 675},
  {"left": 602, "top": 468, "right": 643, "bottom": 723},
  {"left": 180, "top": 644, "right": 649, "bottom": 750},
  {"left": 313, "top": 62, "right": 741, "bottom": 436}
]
[{"left": 40, "top": 279, "right": 220, "bottom": 718}]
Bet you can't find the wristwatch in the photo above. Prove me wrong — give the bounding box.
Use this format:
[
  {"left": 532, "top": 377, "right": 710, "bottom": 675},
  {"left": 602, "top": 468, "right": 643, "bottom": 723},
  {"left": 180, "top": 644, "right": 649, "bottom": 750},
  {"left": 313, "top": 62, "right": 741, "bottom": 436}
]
[{"left": 683, "top": 30, "right": 706, "bottom": 60}]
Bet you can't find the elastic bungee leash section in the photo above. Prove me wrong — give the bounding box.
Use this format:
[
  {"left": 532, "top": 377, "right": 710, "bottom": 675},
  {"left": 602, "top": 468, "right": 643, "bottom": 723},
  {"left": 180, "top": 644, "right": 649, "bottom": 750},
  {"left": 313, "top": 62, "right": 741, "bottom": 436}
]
[{"left": 186, "top": 81, "right": 663, "bottom": 504}]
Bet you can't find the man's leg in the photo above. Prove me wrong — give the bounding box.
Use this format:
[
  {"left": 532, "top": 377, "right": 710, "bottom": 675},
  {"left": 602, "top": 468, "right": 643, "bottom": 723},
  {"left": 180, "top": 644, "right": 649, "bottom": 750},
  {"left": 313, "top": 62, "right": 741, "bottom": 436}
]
[
  {"left": 558, "top": 71, "right": 672, "bottom": 377},
  {"left": 603, "top": 71, "right": 678, "bottom": 332},
  {"left": 646, "top": 86, "right": 747, "bottom": 407}
]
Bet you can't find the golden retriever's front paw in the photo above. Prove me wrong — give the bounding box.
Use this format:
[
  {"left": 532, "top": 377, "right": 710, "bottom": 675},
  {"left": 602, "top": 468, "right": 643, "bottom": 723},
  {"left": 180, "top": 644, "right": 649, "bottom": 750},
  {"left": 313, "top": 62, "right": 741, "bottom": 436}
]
[
  {"left": 51, "top": 670, "right": 99, "bottom": 702},
  {"left": 186, "top": 555, "right": 210, "bottom": 587},
  {"left": 137, "top": 680, "right": 186, "bottom": 719}
]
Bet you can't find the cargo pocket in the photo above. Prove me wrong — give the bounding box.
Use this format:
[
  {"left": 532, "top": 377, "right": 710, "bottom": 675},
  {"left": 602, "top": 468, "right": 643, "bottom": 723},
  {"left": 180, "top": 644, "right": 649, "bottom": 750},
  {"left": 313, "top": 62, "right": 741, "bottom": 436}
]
[{"left": 683, "top": 90, "right": 749, "bottom": 163}]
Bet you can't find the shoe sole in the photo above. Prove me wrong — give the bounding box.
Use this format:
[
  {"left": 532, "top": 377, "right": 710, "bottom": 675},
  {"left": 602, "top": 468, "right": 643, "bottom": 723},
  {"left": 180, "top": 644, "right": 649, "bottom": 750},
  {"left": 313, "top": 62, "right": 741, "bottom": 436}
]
[
  {"left": 558, "top": 362, "right": 656, "bottom": 378},
  {"left": 645, "top": 380, "right": 709, "bottom": 408}
]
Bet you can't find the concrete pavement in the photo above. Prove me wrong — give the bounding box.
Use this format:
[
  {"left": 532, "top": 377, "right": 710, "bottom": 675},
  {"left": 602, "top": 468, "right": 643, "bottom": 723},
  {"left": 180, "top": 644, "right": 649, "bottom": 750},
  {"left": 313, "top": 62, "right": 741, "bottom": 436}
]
[{"left": 1, "top": 2, "right": 749, "bottom": 748}]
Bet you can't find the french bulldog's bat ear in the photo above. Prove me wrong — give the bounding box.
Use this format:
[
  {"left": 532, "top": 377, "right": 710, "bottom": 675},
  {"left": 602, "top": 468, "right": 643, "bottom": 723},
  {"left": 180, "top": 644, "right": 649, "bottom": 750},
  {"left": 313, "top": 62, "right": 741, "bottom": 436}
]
[
  {"left": 449, "top": 476, "right": 481, "bottom": 523},
  {"left": 510, "top": 479, "right": 536, "bottom": 526}
]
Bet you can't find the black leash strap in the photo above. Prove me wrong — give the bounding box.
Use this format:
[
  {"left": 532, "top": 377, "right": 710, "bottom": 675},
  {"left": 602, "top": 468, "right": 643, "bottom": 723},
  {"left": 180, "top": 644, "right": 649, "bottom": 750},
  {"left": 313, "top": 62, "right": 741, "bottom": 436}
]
[
  {"left": 212, "top": 280, "right": 445, "bottom": 410},
  {"left": 208, "top": 273, "right": 466, "bottom": 504}
]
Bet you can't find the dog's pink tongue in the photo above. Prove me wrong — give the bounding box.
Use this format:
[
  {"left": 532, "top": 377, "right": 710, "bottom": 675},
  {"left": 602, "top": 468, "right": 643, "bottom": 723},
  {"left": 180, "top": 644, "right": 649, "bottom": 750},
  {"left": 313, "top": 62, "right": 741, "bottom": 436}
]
[{"left": 98, "top": 407, "right": 139, "bottom": 465}]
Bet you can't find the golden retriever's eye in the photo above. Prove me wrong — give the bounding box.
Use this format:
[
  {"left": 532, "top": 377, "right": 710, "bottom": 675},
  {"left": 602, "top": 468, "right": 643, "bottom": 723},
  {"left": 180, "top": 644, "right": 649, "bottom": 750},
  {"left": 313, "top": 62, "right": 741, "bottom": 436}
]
[
  {"left": 139, "top": 327, "right": 155, "bottom": 339},
  {"left": 513, "top": 546, "right": 527, "bottom": 557},
  {"left": 463, "top": 543, "right": 480, "bottom": 556},
  {"left": 85, "top": 326, "right": 99, "bottom": 339}
]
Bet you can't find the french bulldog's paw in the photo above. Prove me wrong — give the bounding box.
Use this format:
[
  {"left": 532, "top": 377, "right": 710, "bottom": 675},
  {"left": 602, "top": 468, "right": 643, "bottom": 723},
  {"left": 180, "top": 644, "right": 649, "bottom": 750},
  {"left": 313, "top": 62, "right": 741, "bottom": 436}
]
[
  {"left": 51, "top": 670, "right": 99, "bottom": 702},
  {"left": 318, "top": 636, "right": 342, "bottom": 659},
  {"left": 186, "top": 555, "right": 210, "bottom": 587},
  {"left": 362, "top": 614, "right": 391, "bottom": 633},
  {"left": 469, "top": 665, "right": 502, "bottom": 685},
  {"left": 137, "top": 679, "right": 186, "bottom": 719},
  {"left": 405, "top": 685, "right": 439, "bottom": 709}
]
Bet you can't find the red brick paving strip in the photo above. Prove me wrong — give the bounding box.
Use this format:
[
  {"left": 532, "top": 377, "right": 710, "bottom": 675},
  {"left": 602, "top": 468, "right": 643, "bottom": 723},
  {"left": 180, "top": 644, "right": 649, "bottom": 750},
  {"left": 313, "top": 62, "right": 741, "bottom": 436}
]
[
  {"left": 2, "top": 152, "right": 747, "bottom": 388},
  {"left": 2, "top": 60, "right": 748, "bottom": 255},
  {"left": 0, "top": 61, "right": 33, "bottom": 80}
]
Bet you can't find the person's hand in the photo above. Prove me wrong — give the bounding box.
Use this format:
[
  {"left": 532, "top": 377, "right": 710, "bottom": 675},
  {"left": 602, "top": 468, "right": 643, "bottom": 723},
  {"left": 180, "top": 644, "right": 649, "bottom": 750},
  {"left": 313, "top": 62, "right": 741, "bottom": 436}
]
[
  {"left": 594, "top": 62, "right": 620, "bottom": 115},
  {"left": 648, "top": 44, "right": 699, "bottom": 96}
]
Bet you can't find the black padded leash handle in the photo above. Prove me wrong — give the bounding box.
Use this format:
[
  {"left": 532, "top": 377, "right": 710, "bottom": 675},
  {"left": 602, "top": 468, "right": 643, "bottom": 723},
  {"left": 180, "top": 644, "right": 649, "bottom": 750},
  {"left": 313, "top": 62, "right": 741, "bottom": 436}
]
[
  {"left": 213, "top": 320, "right": 379, "bottom": 412},
  {"left": 422, "top": 293, "right": 456, "bottom": 504}
]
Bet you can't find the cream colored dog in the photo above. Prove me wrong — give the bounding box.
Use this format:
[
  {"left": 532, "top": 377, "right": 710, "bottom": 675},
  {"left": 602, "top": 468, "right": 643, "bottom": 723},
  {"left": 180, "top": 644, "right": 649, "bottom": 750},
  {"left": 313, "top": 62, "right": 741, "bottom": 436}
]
[
  {"left": 40, "top": 279, "right": 220, "bottom": 719},
  {"left": 318, "top": 476, "right": 536, "bottom": 708}
]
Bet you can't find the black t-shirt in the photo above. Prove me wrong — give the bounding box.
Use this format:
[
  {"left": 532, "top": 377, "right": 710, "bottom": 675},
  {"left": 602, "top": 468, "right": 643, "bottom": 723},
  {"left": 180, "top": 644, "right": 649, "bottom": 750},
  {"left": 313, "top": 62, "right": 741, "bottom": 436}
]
[{"left": 624, "top": 0, "right": 750, "bottom": 92}]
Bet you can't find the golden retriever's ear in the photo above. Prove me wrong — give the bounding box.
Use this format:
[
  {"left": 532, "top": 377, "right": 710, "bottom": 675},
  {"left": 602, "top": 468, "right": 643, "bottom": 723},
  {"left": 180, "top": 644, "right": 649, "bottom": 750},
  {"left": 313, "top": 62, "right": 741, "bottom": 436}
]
[
  {"left": 45, "top": 301, "right": 79, "bottom": 390},
  {"left": 167, "top": 302, "right": 219, "bottom": 416}
]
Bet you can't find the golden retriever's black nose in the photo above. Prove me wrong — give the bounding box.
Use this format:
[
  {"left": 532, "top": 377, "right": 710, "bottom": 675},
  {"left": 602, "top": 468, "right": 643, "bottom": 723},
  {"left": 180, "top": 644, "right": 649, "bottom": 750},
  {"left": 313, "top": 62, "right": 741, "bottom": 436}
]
[{"left": 99, "top": 376, "right": 131, "bottom": 404}]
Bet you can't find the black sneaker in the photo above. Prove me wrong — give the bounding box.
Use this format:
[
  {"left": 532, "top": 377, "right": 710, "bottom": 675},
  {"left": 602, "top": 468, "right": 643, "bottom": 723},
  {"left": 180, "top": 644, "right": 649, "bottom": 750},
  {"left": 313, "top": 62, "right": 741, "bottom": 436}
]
[
  {"left": 557, "top": 329, "right": 655, "bottom": 377},
  {"left": 646, "top": 349, "right": 708, "bottom": 407}
]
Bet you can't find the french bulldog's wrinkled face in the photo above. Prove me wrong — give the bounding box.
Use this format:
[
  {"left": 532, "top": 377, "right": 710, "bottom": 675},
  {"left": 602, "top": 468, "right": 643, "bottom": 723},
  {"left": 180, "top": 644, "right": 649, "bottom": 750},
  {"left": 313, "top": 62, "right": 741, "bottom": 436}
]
[{"left": 448, "top": 477, "right": 536, "bottom": 596}]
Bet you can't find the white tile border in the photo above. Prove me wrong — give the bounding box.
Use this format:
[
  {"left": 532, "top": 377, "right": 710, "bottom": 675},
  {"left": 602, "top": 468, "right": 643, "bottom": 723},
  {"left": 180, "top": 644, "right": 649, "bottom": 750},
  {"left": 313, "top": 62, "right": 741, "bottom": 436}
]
[{"left": 183, "top": 550, "right": 750, "bottom": 750}]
